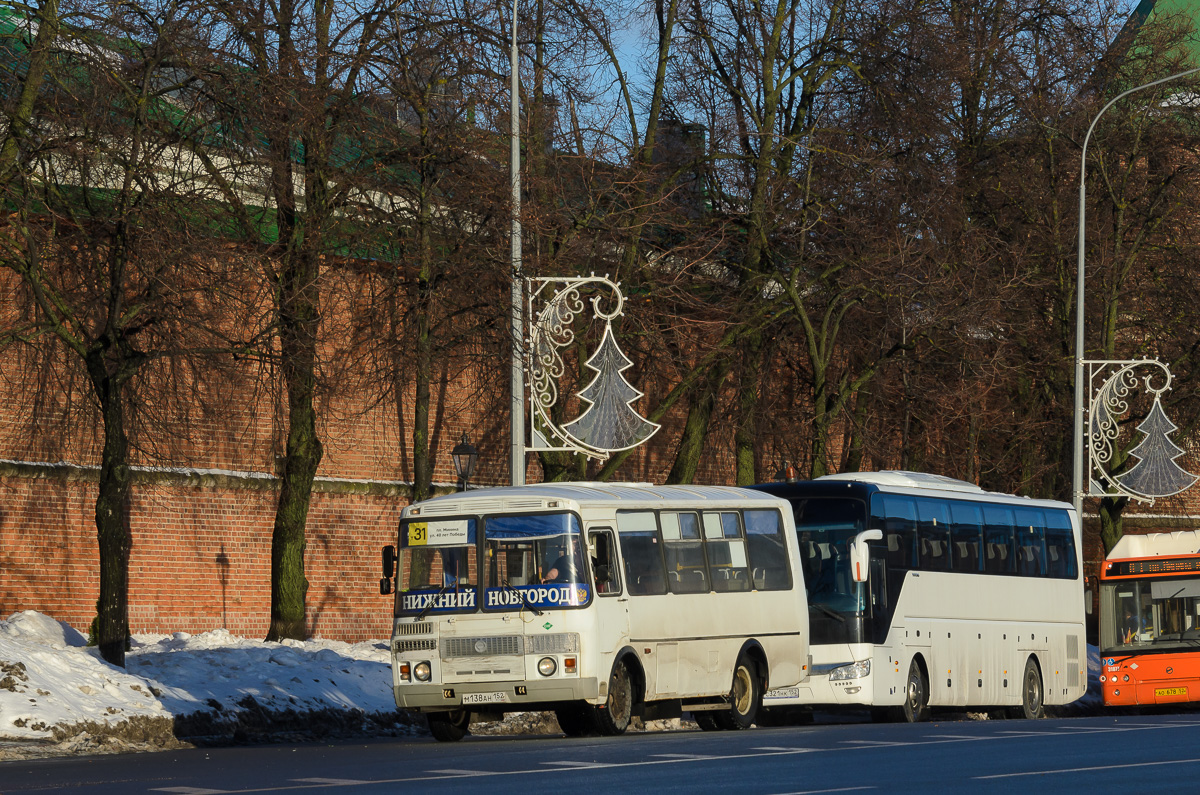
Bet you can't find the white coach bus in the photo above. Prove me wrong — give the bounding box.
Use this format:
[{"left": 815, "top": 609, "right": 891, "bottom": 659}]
[
  {"left": 379, "top": 482, "right": 809, "bottom": 741},
  {"left": 751, "top": 471, "right": 1087, "bottom": 721}
]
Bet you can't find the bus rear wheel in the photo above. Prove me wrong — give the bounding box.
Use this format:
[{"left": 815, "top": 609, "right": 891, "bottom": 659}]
[
  {"left": 902, "top": 658, "right": 929, "bottom": 723},
  {"left": 1016, "top": 657, "right": 1045, "bottom": 720},
  {"left": 592, "top": 662, "right": 633, "bottom": 735},
  {"left": 693, "top": 711, "right": 721, "bottom": 731},
  {"left": 427, "top": 709, "right": 470, "bottom": 742},
  {"left": 714, "top": 653, "right": 762, "bottom": 730}
]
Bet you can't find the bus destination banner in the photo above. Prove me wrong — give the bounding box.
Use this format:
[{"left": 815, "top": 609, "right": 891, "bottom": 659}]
[
  {"left": 405, "top": 520, "right": 470, "bottom": 547},
  {"left": 485, "top": 584, "right": 590, "bottom": 609},
  {"left": 401, "top": 589, "right": 477, "bottom": 613}
]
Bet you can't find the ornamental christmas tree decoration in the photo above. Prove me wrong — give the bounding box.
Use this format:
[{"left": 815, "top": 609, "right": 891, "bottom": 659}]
[
  {"left": 561, "top": 322, "right": 659, "bottom": 451},
  {"left": 1115, "top": 396, "right": 1198, "bottom": 498}
]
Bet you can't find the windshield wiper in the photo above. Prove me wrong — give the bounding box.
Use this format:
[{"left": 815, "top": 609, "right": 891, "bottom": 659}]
[
  {"left": 412, "top": 586, "right": 451, "bottom": 624},
  {"left": 811, "top": 602, "right": 846, "bottom": 623},
  {"left": 500, "top": 579, "right": 544, "bottom": 615}
]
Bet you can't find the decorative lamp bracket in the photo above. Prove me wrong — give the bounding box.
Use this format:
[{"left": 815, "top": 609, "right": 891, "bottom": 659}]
[
  {"left": 525, "top": 274, "right": 659, "bottom": 461},
  {"left": 1084, "top": 357, "right": 1197, "bottom": 504}
]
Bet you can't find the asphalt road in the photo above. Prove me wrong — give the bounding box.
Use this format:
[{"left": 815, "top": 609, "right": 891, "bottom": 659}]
[{"left": 3, "top": 712, "right": 1200, "bottom": 794}]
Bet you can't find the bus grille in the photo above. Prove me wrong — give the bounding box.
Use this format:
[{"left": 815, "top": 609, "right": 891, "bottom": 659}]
[
  {"left": 524, "top": 633, "right": 579, "bottom": 654},
  {"left": 444, "top": 636, "right": 522, "bottom": 657},
  {"left": 396, "top": 622, "right": 433, "bottom": 636},
  {"left": 393, "top": 639, "right": 437, "bottom": 653}
]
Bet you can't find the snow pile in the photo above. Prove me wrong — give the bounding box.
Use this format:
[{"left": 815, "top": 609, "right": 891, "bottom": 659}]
[{"left": 0, "top": 611, "right": 416, "bottom": 748}]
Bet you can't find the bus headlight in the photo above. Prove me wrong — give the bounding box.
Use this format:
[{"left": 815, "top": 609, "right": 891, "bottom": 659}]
[
  {"left": 538, "top": 657, "right": 558, "bottom": 677},
  {"left": 829, "top": 660, "right": 871, "bottom": 681},
  {"left": 414, "top": 661, "right": 432, "bottom": 682}
]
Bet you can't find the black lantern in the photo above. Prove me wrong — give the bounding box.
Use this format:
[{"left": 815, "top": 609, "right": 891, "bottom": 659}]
[{"left": 451, "top": 433, "right": 479, "bottom": 491}]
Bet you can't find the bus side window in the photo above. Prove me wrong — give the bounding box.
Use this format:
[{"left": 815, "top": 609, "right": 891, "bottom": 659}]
[
  {"left": 1044, "top": 509, "right": 1077, "bottom": 579},
  {"left": 982, "top": 505, "right": 1015, "bottom": 575},
  {"left": 916, "top": 498, "right": 951, "bottom": 571},
  {"left": 704, "top": 512, "right": 749, "bottom": 592},
  {"left": 745, "top": 510, "right": 792, "bottom": 591},
  {"left": 662, "top": 512, "right": 709, "bottom": 594},
  {"left": 878, "top": 495, "right": 917, "bottom": 572},
  {"left": 1013, "top": 507, "right": 1047, "bottom": 578},
  {"left": 949, "top": 500, "right": 984, "bottom": 573},
  {"left": 589, "top": 529, "right": 622, "bottom": 595},
  {"left": 616, "top": 511, "right": 667, "bottom": 596}
]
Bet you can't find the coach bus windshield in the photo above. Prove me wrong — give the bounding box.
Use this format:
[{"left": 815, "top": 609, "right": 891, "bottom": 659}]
[
  {"left": 794, "top": 498, "right": 870, "bottom": 644},
  {"left": 1100, "top": 576, "right": 1200, "bottom": 654},
  {"left": 397, "top": 518, "right": 479, "bottom": 617},
  {"left": 483, "top": 512, "right": 591, "bottom": 611}
]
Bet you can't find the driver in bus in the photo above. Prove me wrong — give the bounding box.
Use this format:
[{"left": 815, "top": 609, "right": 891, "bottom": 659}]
[
  {"left": 1122, "top": 603, "right": 1143, "bottom": 643},
  {"left": 543, "top": 544, "right": 584, "bottom": 583}
]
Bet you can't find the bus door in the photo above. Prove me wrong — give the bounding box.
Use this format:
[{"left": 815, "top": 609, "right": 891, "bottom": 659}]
[{"left": 587, "top": 525, "right": 630, "bottom": 678}]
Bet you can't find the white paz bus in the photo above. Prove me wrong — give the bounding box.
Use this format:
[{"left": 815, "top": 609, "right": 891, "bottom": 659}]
[
  {"left": 751, "top": 471, "right": 1087, "bottom": 721},
  {"left": 379, "top": 482, "right": 809, "bottom": 740}
]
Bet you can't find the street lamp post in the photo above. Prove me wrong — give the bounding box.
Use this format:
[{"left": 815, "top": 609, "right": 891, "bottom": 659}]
[
  {"left": 1073, "top": 65, "right": 1200, "bottom": 516},
  {"left": 451, "top": 433, "right": 479, "bottom": 492},
  {"left": 509, "top": 0, "right": 525, "bottom": 487}
]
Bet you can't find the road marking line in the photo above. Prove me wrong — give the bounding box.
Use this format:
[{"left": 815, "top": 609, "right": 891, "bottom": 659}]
[
  {"left": 975, "top": 756, "right": 1200, "bottom": 779},
  {"left": 840, "top": 740, "right": 901, "bottom": 746},
  {"left": 291, "top": 779, "right": 371, "bottom": 785},
  {"left": 767, "top": 787, "right": 876, "bottom": 794},
  {"left": 650, "top": 753, "right": 711, "bottom": 759},
  {"left": 428, "top": 769, "right": 492, "bottom": 776},
  {"left": 151, "top": 789, "right": 230, "bottom": 795},
  {"left": 753, "top": 746, "right": 816, "bottom": 752},
  {"left": 540, "top": 761, "right": 598, "bottom": 767}
]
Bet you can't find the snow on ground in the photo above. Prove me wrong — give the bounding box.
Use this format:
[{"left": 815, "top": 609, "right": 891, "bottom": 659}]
[
  {"left": 0, "top": 609, "right": 1107, "bottom": 760},
  {"left": 0, "top": 611, "right": 417, "bottom": 756}
]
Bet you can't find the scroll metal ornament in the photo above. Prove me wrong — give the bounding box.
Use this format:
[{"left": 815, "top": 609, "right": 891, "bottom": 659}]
[
  {"left": 1086, "top": 358, "right": 1197, "bottom": 504},
  {"left": 526, "top": 275, "right": 660, "bottom": 460}
]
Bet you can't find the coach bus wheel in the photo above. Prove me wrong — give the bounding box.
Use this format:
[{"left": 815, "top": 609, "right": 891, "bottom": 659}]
[
  {"left": 555, "top": 704, "right": 595, "bottom": 737},
  {"left": 693, "top": 711, "right": 721, "bottom": 731},
  {"left": 902, "top": 658, "right": 929, "bottom": 723},
  {"left": 593, "top": 662, "right": 633, "bottom": 735},
  {"left": 715, "top": 653, "right": 762, "bottom": 730},
  {"left": 1018, "top": 657, "right": 1045, "bottom": 720},
  {"left": 427, "top": 709, "right": 470, "bottom": 742}
]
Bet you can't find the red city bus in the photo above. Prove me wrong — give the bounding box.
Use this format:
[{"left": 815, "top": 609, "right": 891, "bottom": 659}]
[{"left": 1099, "top": 530, "right": 1200, "bottom": 706}]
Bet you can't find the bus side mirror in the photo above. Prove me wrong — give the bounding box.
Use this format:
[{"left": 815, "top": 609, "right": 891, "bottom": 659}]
[
  {"left": 850, "top": 530, "right": 883, "bottom": 583},
  {"left": 1084, "top": 574, "right": 1097, "bottom": 615},
  {"left": 380, "top": 545, "right": 396, "bottom": 595}
]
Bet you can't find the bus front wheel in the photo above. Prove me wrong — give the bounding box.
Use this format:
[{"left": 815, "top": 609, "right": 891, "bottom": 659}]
[
  {"left": 715, "top": 653, "right": 763, "bottom": 730},
  {"left": 1016, "top": 657, "right": 1045, "bottom": 720},
  {"left": 902, "top": 658, "right": 929, "bottom": 723},
  {"left": 592, "top": 662, "right": 633, "bottom": 735},
  {"left": 427, "top": 709, "right": 470, "bottom": 742}
]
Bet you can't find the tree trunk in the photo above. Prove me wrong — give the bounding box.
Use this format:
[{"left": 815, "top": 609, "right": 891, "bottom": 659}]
[
  {"left": 666, "top": 361, "right": 727, "bottom": 484},
  {"left": 267, "top": 252, "right": 323, "bottom": 642},
  {"left": 85, "top": 353, "right": 132, "bottom": 667},
  {"left": 734, "top": 330, "right": 764, "bottom": 485},
  {"left": 1099, "top": 496, "right": 1127, "bottom": 556}
]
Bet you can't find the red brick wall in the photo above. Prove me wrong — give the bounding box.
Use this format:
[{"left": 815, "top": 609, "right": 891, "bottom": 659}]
[{"left": 0, "top": 473, "right": 403, "bottom": 642}]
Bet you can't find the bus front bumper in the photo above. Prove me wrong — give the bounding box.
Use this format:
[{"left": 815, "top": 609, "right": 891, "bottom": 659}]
[{"left": 395, "top": 677, "right": 600, "bottom": 710}]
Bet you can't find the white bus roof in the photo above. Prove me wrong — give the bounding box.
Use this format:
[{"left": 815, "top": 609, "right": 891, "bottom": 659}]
[
  {"left": 1107, "top": 530, "right": 1200, "bottom": 560},
  {"left": 815, "top": 470, "right": 985, "bottom": 493},
  {"left": 403, "top": 482, "right": 786, "bottom": 518}
]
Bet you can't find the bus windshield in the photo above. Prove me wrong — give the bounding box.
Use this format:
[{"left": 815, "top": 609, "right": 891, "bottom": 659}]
[
  {"left": 1101, "top": 576, "right": 1200, "bottom": 654},
  {"left": 397, "top": 518, "right": 479, "bottom": 616},
  {"left": 483, "top": 512, "right": 591, "bottom": 611},
  {"left": 794, "top": 498, "right": 868, "bottom": 643}
]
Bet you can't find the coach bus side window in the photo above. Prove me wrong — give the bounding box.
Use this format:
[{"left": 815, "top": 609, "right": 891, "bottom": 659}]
[
  {"left": 745, "top": 510, "right": 792, "bottom": 590},
  {"left": 949, "top": 501, "right": 984, "bottom": 573},
  {"left": 916, "top": 498, "right": 951, "bottom": 571},
  {"left": 982, "top": 505, "right": 1015, "bottom": 575},
  {"left": 1043, "top": 510, "right": 1077, "bottom": 578},
  {"left": 662, "top": 512, "right": 709, "bottom": 594},
  {"left": 617, "top": 511, "right": 667, "bottom": 596},
  {"left": 877, "top": 495, "right": 917, "bottom": 572},
  {"left": 1013, "top": 507, "right": 1047, "bottom": 577},
  {"left": 704, "top": 512, "right": 749, "bottom": 592}
]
